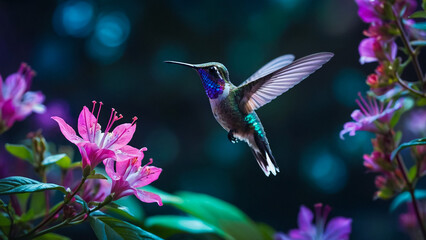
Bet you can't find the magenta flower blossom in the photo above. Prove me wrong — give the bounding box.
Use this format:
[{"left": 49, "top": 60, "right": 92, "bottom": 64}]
[
  {"left": 0, "top": 63, "right": 45, "bottom": 132},
  {"left": 52, "top": 101, "right": 142, "bottom": 168},
  {"left": 105, "top": 148, "right": 162, "bottom": 206},
  {"left": 275, "top": 204, "right": 352, "bottom": 240},
  {"left": 81, "top": 179, "right": 111, "bottom": 203},
  {"left": 355, "top": 0, "right": 383, "bottom": 23},
  {"left": 359, "top": 37, "right": 397, "bottom": 64},
  {"left": 340, "top": 93, "right": 403, "bottom": 139}
]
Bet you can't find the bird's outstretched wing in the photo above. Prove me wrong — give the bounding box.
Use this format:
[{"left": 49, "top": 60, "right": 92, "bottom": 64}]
[
  {"left": 240, "top": 54, "right": 295, "bottom": 85},
  {"left": 237, "top": 52, "right": 334, "bottom": 114}
]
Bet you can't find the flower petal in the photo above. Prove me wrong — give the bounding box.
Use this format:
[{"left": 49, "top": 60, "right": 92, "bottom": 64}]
[
  {"left": 297, "top": 205, "right": 314, "bottom": 231},
  {"left": 51, "top": 116, "right": 84, "bottom": 145},
  {"left": 79, "top": 143, "right": 116, "bottom": 169},
  {"left": 3, "top": 73, "right": 26, "bottom": 100},
  {"left": 133, "top": 166, "right": 162, "bottom": 188},
  {"left": 133, "top": 188, "right": 163, "bottom": 206},
  {"left": 359, "top": 38, "right": 377, "bottom": 64},
  {"left": 78, "top": 106, "right": 99, "bottom": 142},
  {"left": 14, "top": 91, "right": 45, "bottom": 120},
  {"left": 104, "top": 123, "right": 136, "bottom": 150},
  {"left": 115, "top": 145, "right": 143, "bottom": 162},
  {"left": 323, "top": 217, "right": 352, "bottom": 240},
  {"left": 105, "top": 159, "right": 121, "bottom": 181}
]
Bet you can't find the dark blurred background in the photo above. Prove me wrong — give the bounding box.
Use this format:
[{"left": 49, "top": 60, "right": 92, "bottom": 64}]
[{"left": 0, "top": 0, "right": 421, "bottom": 239}]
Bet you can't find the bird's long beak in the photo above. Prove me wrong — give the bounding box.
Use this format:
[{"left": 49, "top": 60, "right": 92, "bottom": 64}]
[{"left": 164, "top": 61, "right": 197, "bottom": 68}]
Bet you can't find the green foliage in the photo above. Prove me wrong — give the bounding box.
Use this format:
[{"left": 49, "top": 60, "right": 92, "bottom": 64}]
[
  {"left": 391, "top": 137, "right": 426, "bottom": 160},
  {"left": 89, "top": 214, "right": 162, "bottom": 240},
  {"left": 102, "top": 202, "right": 142, "bottom": 226},
  {"left": 409, "top": 11, "right": 426, "bottom": 19},
  {"left": 87, "top": 173, "right": 108, "bottom": 180},
  {"left": 390, "top": 190, "right": 426, "bottom": 212},
  {"left": 144, "top": 215, "right": 221, "bottom": 239},
  {"left": 42, "top": 154, "right": 70, "bottom": 166},
  {"left": 143, "top": 186, "right": 271, "bottom": 240},
  {"left": 0, "top": 176, "right": 66, "bottom": 195},
  {"left": 5, "top": 143, "right": 33, "bottom": 163},
  {"left": 34, "top": 233, "right": 71, "bottom": 240}
]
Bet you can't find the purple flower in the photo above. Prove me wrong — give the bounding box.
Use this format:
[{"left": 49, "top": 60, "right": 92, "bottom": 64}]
[
  {"left": 340, "top": 93, "right": 403, "bottom": 139},
  {"left": 105, "top": 148, "right": 163, "bottom": 206},
  {"left": 355, "top": 0, "right": 383, "bottom": 23},
  {"left": 0, "top": 63, "right": 45, "bottom": 133},
  {"left": 359, "top": 38, "right": 397, "bottom": 64},
  {"left": 275, "top": 204, "right": 352, "bottom": 240}
]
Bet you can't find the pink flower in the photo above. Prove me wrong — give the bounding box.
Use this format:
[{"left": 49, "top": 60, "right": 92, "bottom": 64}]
[
  {"left": 340, "top": 93, "right": 403, "bottom": 139},
  {"left": 52, "top": 101, "right": 142, "bottom": 169},
  {"left": 0, "top": 63, "right": 45, "bottom": 132},
  {"left": 275, "top": 204, "right": 352, "bottom": 240},
  {"left": 81, "top": 179, "right": 111, "bottom": 203},
  {"left": 105, "top": 148, "right": 162, "bottom": 206},
  {"left": 359, "top": 38, "right": 397, "bottom": 64}
]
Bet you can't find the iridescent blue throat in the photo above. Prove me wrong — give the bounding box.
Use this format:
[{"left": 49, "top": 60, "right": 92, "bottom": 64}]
[{"left": 198, "top": 69, "right": 225, "bottom": 99}]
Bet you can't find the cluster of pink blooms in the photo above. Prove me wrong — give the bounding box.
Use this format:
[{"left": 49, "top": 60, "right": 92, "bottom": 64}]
[
  {"left": 342, "top": 0, "right": 421, "bottom": 200},
  {"left": 0, "top": 63, "right": 45, "bottom": 133},
  {"left": 53, "top": 101, "right": 163, "bottom": 206}
]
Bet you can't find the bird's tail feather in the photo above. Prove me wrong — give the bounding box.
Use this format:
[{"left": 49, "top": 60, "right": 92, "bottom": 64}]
[{"left": 251, "top": 134, "right": 279, "bottom": 177}]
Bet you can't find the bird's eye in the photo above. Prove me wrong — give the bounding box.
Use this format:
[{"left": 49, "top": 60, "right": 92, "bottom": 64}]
[{"left": 209, "top": 67, "right": 217, "bottom": 76}]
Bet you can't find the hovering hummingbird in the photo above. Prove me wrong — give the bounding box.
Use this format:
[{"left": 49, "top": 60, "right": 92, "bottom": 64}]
[{"left": 165, "top": 52, "right": 333, "bottom": 176}]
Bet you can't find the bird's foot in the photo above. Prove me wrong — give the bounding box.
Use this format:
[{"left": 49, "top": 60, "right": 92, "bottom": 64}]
[{"left": 228, "top": 130, "right": 238, "bottom": 143}]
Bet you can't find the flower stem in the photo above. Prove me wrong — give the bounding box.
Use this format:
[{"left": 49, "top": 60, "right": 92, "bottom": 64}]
[
  {"left": 397, "top": 75, "right": 426, "bottom": 98},
  {"left": 17, "top": 177, "right": 87, "bottom": 240},
  {"left": 393, "top": 9, "right": 425, "bottom": 90},
  {"left": 396, "top": 155, "right": 426, "bottom": 239}
]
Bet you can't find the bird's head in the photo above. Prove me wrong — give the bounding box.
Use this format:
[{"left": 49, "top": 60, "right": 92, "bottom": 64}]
[{"left": 165, "top": 61, "right": 230, "bottom": 99}]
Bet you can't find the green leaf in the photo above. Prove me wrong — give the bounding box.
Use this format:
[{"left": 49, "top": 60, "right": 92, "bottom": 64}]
[
  {"left": 145, "top": 215, "right": 223, "bottom": 239},
  {"left": 423, "top": 0, "right": 426, "bottom": 10},
  {"left": 391, "top": 137, "right": 426, "bottom": 160},
  {"left": 0, "top": 176, "right": 66, "bottom": 195},
  {"left": 376, "top": 187, "right": 394, "bottom": 200},
  {"left": 411, "top": 40, "right": 426, "bottom": 46},
  {"left": 0, "top": 212, "right": 11, "bottom": 227},
  {"left": 29, "top": 192, "right": 46, "bottom": 220},
  {"left": 408, "top": 165, "right": 418, "bottom": 182},
  {"left": 409, "top": 11, "right": 426, "bottom": 19},
  {"left": 102, "top": 203, "right": 141, "bottom": 225},
  {"left": 89, "top": 215, "right": 162, "bottom": 240},
  {"left": 87, "top": 174, "right": 108, "bottom": 180},
  {"left": 390, "top": 190, "right": 426, "bottom": 212},
  {"left": 394, "top": 131, "right": 403, "bottom": 146},
  {"left": 417, "top": 98, "right": 426, "bottom": 106},
  {"left": 34, "top": 233, "right": 71, "bottom": 240},
  {"left": 113, "top": 196, "right": 145, "bottom": 222},
  {"left": 42, "top": 154, "right": 69, "bottom": 166},
  {"left": 256, "top": 222, "right": 275, "bottom": 240},
  {"left": 5, "top": 144, "right": 33, "bottom": 163},
  {"left": 143, "top": 186, "right": 268, "bottom": 239}
]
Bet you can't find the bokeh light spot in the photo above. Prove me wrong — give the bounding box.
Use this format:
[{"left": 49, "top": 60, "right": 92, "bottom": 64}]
[
  {"left": 53, "top": 0, "right": 94, "bottom": 37},
  {"left": 95, "top": 12, "right": 130, "bottom": 48},
  {"left": 301, "top": 145, "right": 347, "bottom": 194}
]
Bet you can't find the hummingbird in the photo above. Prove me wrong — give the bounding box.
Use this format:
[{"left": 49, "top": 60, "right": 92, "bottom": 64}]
[{"left": 165, "top": 52, "right": 333, "bottom": 177}]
